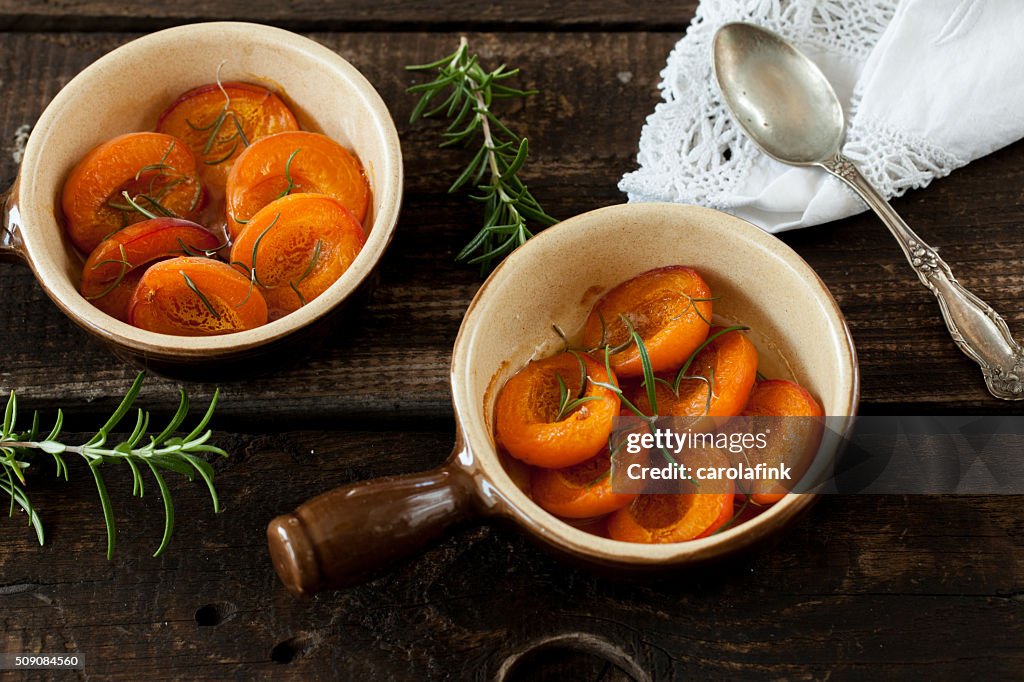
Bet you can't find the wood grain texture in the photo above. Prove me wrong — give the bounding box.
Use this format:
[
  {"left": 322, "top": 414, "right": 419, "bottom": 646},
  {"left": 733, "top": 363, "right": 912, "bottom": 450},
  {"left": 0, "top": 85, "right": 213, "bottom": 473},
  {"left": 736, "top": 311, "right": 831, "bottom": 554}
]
[
  {"left": 0, "top": 20, "right": 1022, "bottom": 681},
  {"left": 0, "top": 1, "right": 701, "bottom": 32},
  {"left": 2, "top": 430, "right": 1021, "bottom": 679},
  {"left": 3, "top": 31, "right": 1024, "bottom": 427}
]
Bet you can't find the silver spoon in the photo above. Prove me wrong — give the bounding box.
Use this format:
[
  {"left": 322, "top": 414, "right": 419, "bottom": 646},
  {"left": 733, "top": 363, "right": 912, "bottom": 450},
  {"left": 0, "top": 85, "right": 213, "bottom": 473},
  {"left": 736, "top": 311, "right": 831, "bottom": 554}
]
[{"left": 713, "top": 22, "right": 1024, "bottom": 400}]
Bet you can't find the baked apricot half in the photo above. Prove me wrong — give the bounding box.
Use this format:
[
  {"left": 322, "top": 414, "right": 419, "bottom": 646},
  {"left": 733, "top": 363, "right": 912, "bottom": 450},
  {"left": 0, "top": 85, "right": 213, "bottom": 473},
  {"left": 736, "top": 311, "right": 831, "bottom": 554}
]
[
  {"left": 531, "top": 449, "right": 636, "bottom": 519},
  {"left": 128, "top": 257, "right": 267, "bottom": 336},
  {"left": 740, "top": 380, "right": 824, "bottom": 505},
  {"left": 80, "top": 218, "right": 221, "bottom": 322},
  {"left": 225, "top": 131, "right": 370, "bottom": 236},
  {"left": 156, "top": 81, "right": 299, "bottom": 192},
  {"left": 634, "top": 327, "right": 758, "bottom": 417},
  {"left": 62, "top": 132, "right": 205, "bottom": 253},
  {"left": 581, "top": 266, "right": 713, "bottom": 378},
  {"left": 607, "top": 449, "right": 734, "bottom": 543},
  {"left": 229, "top": 193, "right": 366, "bottom": 321},
  {"left": 495, "top": 352, "right": 620, "bottom": 469}
]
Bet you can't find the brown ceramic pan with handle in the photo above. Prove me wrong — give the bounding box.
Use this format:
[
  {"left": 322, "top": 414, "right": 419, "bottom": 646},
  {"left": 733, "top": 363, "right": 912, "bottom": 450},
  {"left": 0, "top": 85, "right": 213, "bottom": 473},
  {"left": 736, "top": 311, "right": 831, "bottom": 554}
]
[
  {"left": 0, "top": 22, "right": 403, "bottom": 375},
  {"left": 268, "top": 203, "right": 859, "bottom": 596}
]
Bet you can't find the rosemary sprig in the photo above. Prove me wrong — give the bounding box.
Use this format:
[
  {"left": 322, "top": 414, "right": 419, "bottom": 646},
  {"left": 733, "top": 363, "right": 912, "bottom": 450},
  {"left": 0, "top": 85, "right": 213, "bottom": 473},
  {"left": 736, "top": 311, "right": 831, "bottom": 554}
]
[
  {"left": 231, "top": 212, "right": 281, "bottom": 307},
  {"left": 668, "top": 326, "right": 749, "bottom": 395},
  {"left": 175, "top": 237, "right": 228, "bottom": 259},
  {"left": 0, "top": 373, "right": 227, "bottom": 558},
  {"left": 669, "top": 295, "right": 717, "bottom": 327},
  {"left": 624, "top": 317, "right": 659, "bottom": 416},
  {"left": 106, "top": 142, "right": 194, "bottom": 222},
  {"left": 407, "top": 36, "right": 557, "bottom": 273},
  {"left": 186, "top": 65, "right": 251, "bottom": 166},
  {"left": 85, "top": 243, "right": 133, "bottom": 301},
  {"left": 554, "top": 351, "right": 602, "bottom": 421},
  {"left": 589, "top": 342, "right": 654, "bottom": 421},
  {"left": 135, "top": 141, "right": 176, "bottom": 182},
  {"left": 111, "top": 190, "right": 159, "bottom": 220}
]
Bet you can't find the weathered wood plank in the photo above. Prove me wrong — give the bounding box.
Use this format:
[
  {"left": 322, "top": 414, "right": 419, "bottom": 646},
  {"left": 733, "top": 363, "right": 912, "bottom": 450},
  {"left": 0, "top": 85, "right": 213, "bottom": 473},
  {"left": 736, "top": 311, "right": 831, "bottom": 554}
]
[
  {"left": 2, "top": 429, "right": 1021, "bottom": 679},
  {"left": 2, "top": 31, "right": 1024, "bottom": 426},
  {"left": 0, "top": 1, "right": 701, "bottom": 32}
]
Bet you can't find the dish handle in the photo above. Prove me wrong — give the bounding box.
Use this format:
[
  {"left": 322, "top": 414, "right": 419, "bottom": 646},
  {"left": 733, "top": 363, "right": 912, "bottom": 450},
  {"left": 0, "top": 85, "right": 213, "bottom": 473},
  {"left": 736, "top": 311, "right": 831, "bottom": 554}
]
[
  {"left": 1, "top": 183, "right": 27, "bottom": 264},
  {"left": 267, "top": 458, "right": 478, "bottom": 596}
]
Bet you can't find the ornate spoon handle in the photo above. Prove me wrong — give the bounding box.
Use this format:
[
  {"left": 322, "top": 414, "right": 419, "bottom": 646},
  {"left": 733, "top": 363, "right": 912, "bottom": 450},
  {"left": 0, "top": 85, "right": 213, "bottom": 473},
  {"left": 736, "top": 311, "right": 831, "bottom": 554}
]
[{"left": 821, "top": 153, "right": 1024, "bottom": 400}]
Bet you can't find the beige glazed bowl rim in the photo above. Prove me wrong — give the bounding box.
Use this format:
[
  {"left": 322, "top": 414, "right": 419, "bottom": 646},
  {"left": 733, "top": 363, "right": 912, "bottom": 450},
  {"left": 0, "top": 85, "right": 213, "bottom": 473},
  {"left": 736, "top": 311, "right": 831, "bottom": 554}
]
[
  {"left": 12, "top": 22, "right": 403, "bottom": 357},
  {"left": 450, "top": 203, "right": 860, "bottom": 564}
]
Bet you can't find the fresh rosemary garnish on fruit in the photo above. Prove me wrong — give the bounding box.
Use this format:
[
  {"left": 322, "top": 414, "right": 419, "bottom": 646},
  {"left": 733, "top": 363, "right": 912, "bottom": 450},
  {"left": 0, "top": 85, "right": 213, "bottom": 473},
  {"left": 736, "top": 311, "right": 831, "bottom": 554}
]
[
  {"left": 113, "top": 191, "right": 159, "bottom": 220},
  {"left": 175, "top": 237, "right": 228, "bottom": 259},
  {"left": 106, "top": 142, "right": 196, "bottom": 222},
  {"left": 623, "top": 317, "right": 659, "bottom": 416},
  {"left": 407, "top": 37, "right": 557, "bottom": 273},
  {"left": 554, "top": 351, "right": 601, "bottom": 421},
  {"left": 0, "top": 373, "right": 227, "bottom": 558},
  {"left": 232, "top": 213, "right": 281, "bottom": 306},
  {"left": 180, "top": 271, "right": 221, "bottom": 319},
  {"left": 588, "top": 344, "right": 650, "bottom": 420},
  {"left": 549, "top": 314, "right": 744, "bottom": 434},
  {"left": 668, "top": 325, "right": 748, "bottom": 395},
  {"left": 186, "top": 66, "right": 251, "bottom": 166},
  {"left": 288, "top": 239, "right": 323, "bottom": 307},
  {"left": 669, "top": 295, "right": 718, "bottom": 326},
  {"left": 85, "top": 243, "right": 132, "bottom": 301},
  {"left": 275, "top": 149, "right": 301, "bottom": 200}
]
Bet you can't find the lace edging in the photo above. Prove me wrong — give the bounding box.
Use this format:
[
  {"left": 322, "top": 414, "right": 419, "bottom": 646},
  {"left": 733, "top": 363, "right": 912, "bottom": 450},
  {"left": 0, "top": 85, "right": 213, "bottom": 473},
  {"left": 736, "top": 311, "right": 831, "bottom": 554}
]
[{"left": 621, "top": 0, "right": 942, "bottom": 214}]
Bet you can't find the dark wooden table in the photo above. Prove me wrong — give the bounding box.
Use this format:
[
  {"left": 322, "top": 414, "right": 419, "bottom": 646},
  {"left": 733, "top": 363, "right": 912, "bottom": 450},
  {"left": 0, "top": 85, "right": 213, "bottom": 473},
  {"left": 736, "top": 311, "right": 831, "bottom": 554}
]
[{"left": 1, "top": 3, "right": 1022, "bottom": 680}]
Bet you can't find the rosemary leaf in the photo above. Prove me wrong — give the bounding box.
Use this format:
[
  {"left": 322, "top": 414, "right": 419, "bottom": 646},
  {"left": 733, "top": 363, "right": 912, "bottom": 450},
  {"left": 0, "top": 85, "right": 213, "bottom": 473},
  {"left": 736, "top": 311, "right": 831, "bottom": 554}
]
[
  {"left": 146, "top": 461, "right": 175, "bottom": 557},
  {"left": 181, "top": 272, "right": 221, "bottom": 319},
  {"left": 88, "top": 460, "right": 117, "bottom": 560},
  {"left": 153, "top": 389, "right": 190, "bottom": 446},
  {"left": 0, "top": 474, "right": 43, "bottom": 544}
]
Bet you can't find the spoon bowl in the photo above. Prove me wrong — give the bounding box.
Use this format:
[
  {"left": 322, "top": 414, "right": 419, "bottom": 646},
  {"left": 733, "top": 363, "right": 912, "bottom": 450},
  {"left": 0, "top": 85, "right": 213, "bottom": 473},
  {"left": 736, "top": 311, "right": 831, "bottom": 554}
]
[{"left": 713, "top": 22, "right": 844, "bottom": 165}]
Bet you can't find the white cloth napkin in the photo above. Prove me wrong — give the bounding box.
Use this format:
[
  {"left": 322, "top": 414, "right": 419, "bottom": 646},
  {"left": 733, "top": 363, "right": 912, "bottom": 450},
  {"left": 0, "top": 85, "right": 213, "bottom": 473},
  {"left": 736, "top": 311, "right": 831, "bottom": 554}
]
[{"left": 619, "top": 0, "right": 1024, "bottom": 233}]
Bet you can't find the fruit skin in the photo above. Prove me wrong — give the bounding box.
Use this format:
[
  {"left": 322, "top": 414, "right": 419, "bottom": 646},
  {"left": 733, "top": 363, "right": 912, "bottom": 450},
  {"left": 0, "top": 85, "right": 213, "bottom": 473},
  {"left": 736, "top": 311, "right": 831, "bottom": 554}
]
[
  {"left": 225, "top": 131, "right": 370, "bottom": 237},
  {"left": 79, "top": 219, "right": 222, "bottom": 322},
  {"left": 581, "top": 266, "right": 713, "bottom": 378},
  {"left": 739, "top": 379, "right": 824, "bottom": 505},
  {"left": 633, "top": 327, "right": 758, "bottom": 418},
  {"left": 128, "top": 257, "right": 268, "bottom": 336},
  {"left": 229, "top": 193, "right": 366, "bottom": 321},
  {"left": 62, "top": 132, "right": 205, "bottom": 254},
  {"left": 742, "top": 380, "right": 823, "bottom": 418},
  {"left": 495, "top": 352, "right": 621, "bottom": 469},
  {"left": 156, "top": 81, "right": 300, "bottom": 192},
  {"left": 530, "top": 449, "right": 636, "bottom": 519}
]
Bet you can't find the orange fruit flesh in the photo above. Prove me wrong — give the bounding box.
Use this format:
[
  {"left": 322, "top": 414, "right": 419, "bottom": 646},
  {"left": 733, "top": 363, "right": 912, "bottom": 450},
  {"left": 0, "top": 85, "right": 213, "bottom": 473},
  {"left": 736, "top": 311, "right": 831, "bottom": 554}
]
[
  {"left": 229, "top": 193, "right": 366, "bottom": 320},
  {"left": 581, "top": 266, "right": 713, "bottom": 378},
  {"left": 156, "top": 82, "right": 300, "bottom": 191},
  {"left": 61, "top": 132, "right": 204, "bottom": 253},
  {"left": 128, "top": 257, "right": 267, "bottom": 336}
]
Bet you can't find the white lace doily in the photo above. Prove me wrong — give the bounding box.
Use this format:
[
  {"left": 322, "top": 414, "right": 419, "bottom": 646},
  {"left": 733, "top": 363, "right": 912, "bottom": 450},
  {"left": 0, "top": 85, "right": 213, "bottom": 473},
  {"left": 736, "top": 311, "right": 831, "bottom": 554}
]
[{"left": 618, "top": 0, "right": 997, "bottom": 233}]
